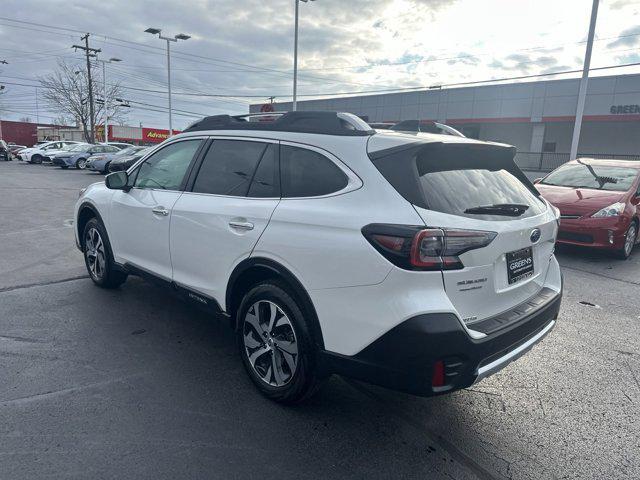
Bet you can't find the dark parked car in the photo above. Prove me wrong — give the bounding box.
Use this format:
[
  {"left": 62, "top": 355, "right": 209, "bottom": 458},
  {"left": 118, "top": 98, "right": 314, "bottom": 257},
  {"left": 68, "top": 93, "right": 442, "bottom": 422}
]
[
  {"left": 87, "top": 146, "right": 147, "bottom": 174},
  {"left": 107, "top": 147, "right": 151, "bottom": 172}
]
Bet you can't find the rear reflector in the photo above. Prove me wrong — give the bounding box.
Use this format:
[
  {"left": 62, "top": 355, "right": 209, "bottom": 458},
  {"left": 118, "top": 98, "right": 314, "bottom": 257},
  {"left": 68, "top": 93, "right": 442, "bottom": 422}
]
[{"left": 432, "top": 360, "right": 445, "bottom": 387}]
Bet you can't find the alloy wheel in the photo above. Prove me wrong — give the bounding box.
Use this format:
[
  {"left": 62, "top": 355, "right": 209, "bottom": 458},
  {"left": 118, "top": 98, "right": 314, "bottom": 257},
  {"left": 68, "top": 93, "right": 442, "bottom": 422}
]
[
  {"left": 624, "top": 224, "right": 636, "bottom": 257},
  {"left": 243, "top": 300, "right": 298, "bottom": 387},
  {"left": 77, "top": 159, "right": 87, "bottom": 169},
  {"left": 85, "top": 227, "right": 106, "bottom": 280}
]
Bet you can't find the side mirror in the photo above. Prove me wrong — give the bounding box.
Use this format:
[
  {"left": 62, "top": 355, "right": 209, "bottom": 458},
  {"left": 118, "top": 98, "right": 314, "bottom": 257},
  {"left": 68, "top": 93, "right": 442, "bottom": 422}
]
[
  {"left": 533, "top": 178, "right": 542, "bottom": 184},
  {"left": 105, "top": 171, "right": 129, "bottom": 191}
]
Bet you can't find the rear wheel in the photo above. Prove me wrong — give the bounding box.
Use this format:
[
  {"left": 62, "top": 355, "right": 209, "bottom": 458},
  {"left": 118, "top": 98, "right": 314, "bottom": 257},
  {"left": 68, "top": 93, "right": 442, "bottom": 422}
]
[
  {"left": 616, "top": 222, "right": 637, "bottom": 259},
  {"left": 237, "top": 282, "right": 324, "bottom": 404},
  {"left": 76, "top": 158, "right": 87, "bottom": 169},
  {"left": 83, "top": 217, "right": 127, "bottom": 288}
]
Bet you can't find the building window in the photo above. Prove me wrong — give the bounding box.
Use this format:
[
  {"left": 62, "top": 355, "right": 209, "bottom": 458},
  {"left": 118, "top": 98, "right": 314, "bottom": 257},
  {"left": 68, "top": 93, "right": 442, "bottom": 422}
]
[{"left": 543, "top": 142, "right": 556, "bottom": 153}]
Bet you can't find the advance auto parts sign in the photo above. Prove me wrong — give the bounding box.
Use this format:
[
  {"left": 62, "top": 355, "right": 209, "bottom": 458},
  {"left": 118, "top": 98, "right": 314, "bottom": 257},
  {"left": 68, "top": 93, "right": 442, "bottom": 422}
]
[{"left": 142, "top": 128, "right": 177, "bottom": 143}]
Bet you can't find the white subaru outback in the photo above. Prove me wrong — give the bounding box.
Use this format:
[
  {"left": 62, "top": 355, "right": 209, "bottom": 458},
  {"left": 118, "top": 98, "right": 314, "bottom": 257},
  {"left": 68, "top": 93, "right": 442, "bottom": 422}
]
[{"left": 74, "top": 111, "right": 562, "bottom": 403}]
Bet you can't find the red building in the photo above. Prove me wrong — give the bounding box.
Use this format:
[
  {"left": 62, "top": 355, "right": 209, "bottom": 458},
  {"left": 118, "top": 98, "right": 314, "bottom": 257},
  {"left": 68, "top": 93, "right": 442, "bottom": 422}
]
[{"left": 0, "top": 120, "right": 59, "bottom": 147}]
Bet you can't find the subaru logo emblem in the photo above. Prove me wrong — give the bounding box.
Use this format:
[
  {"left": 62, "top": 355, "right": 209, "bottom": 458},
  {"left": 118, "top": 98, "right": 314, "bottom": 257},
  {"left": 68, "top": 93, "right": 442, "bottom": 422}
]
[{"left": 530, "top": 228, "right": 541, "bottom": 243}]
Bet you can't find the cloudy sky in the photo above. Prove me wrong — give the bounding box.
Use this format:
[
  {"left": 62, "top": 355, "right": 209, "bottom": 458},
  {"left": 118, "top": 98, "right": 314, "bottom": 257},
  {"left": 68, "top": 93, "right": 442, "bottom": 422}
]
[{"left": 0, "top": 0, "right": 639, "bottom": 130}]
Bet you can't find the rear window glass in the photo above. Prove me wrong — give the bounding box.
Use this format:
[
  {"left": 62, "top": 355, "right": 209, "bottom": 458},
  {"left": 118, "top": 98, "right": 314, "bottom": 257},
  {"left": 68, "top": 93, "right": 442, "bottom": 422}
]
[
  {"left": 368, "top": 139, "right": 544, "bottom": 221},
  {"left": 540, "top": 163, "right": 637, "bottom": 192},
  {"left": 280, "top": 145, "right": 348, "bottom": 198},
  {"left": 417, "top": 163, "right": 545, "bottom": 220}
]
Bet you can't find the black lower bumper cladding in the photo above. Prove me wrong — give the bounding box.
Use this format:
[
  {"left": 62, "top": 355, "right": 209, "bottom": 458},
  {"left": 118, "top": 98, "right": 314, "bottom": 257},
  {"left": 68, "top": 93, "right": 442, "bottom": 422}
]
[{"left": 320, "top": 289, "right": 561, "bottom": 396}]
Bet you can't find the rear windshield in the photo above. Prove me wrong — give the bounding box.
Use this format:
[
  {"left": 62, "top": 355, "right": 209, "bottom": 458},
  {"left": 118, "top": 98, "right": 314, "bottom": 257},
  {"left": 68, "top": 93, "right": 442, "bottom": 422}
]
[
  {"left": 540, "top": 163, "right": 637, "bottom": 192},
  {"left": 417, "top": 163, "right": 545, "bottom": 220},
  {"left": 369, "top": 140, "right": 545, "bottom": 221}
]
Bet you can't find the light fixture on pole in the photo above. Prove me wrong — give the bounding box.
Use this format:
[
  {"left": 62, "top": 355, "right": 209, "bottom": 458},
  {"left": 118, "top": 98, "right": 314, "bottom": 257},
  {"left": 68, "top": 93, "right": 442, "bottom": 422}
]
[
  {"left": 293, "top": 0, "right": 314, "bottom": 112},
  {"left": 96, "top": 57, "right": 121, "bottom": 143},
  {"left": 145, "top": 28, "right": 191, "bottom": 135}
]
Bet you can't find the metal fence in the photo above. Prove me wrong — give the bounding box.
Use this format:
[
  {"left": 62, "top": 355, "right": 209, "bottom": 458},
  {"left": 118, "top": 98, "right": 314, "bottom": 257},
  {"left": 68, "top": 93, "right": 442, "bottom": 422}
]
[{"left": 514, "top": 152, "right": 640, "bottom": 172}]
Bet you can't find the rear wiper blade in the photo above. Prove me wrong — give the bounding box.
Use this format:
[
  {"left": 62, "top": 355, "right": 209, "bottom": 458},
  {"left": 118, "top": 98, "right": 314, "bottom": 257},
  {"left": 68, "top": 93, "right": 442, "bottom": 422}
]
[{"left": 464, "top": 203, "right": 529, "bottom": 216}]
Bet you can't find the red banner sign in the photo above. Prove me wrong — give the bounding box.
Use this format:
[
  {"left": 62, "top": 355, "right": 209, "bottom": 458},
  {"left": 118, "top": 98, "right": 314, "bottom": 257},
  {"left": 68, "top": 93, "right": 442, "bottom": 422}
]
[{"left": 142, "top": 127, "right": 180, "bottom": 143}]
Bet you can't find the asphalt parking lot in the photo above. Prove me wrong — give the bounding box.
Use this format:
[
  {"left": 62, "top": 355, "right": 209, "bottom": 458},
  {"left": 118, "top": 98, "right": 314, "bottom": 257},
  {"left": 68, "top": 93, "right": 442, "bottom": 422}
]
[{"left": 1, "top": 160, "right": 639, "bottom": 480}]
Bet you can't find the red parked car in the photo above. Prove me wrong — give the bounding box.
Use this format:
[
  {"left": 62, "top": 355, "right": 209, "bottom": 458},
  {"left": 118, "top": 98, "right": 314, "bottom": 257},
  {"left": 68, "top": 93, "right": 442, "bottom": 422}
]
[{"left": 535, "top": 158, "right": 640, "bottom": 259}]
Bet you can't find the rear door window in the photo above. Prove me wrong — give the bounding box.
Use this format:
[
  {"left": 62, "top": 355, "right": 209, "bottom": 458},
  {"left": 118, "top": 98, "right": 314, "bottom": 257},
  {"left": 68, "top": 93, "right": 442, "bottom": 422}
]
[
  {"left": 280, "top": 145, "right": 348, "bottom": 198},
  {"left": 247, "top": 144, "right": 280, "bottom": 198},
  {"left": 192, "top": 140, "right": 271, "bottom": 196}
]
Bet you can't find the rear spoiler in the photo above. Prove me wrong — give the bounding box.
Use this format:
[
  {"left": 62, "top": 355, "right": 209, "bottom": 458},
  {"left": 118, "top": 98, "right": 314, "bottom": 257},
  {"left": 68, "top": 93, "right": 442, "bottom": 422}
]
[{"left": 368, "top": 141, "right": 537, "bottom": 210}]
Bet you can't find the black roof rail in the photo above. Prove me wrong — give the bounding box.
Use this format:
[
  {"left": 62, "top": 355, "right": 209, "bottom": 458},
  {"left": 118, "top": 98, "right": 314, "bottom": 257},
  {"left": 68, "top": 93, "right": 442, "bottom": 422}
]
[{"left": 183, "top": 111, "right": 375, "bottom": 136}]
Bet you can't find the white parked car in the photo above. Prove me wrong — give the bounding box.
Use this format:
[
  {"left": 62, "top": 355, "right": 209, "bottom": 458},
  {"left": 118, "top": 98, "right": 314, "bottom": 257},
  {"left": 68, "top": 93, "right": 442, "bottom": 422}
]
[
  {"left": 20, "top": 141, "right": 80, "bottom": 164},
  {"left": 74, "top": 111, "right": 562, "bottom": 403}
]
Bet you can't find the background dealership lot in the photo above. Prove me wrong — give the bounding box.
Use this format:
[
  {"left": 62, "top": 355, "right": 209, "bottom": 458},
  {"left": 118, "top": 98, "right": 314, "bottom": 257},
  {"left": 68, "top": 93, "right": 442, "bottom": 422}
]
[{"left": 1, "top": 161, "right": 638, "bottom": 479}]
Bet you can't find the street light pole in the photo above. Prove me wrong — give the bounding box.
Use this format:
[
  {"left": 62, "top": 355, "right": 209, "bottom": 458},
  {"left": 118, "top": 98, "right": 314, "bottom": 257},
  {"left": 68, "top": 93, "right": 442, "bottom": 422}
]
[
  {"left": 570, "top": 0, "right": 599, "bottom": 160},
  {"left": 166, "top": 38, "right": 172, "bottom": 133},
  {"left": 293, "top": 0, "right": 300, "bottom": 111},
  {"left": 292, "top": 0, "right": 313, "bottom": 112},
  {"left": 145, "top": 28, "right": 190, "bottom": 135},
  {"left": 97, "top": 57, "right": 121, "bottom": 143}
]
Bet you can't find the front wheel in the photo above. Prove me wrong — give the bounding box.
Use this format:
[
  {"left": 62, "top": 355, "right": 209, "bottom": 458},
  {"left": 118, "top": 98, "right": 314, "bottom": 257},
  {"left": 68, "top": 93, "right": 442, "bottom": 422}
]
[
  {"left": 616, "top": 222, "right": 637, "bottom": 259},
  {"left": 83, "top": 218, "right": 128, "bottom": 288},
  {"left": 237, "top": 282, "right": 324, "bottom": 404},
  {"left": 31, "top": 155, "right": 43, "bottom": 164},
  {"left": 76, "top": 158, "right": 87, "bottom": 169}
]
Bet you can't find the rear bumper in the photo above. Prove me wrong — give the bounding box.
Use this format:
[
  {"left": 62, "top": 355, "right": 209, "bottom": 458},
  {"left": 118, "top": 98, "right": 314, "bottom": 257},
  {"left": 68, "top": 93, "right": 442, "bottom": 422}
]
[
  {"left": 557, "top": 216, "right": 629, "bottom": 250},
  {"left": 320, "top": 284, "right": 561, "bottom": 396}
]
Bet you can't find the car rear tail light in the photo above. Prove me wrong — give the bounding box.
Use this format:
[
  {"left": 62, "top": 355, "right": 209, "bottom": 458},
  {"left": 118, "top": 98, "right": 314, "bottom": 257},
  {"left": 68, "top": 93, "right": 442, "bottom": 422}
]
[{"left": 362, "top": 224, "right": 496, "bottom": 271}]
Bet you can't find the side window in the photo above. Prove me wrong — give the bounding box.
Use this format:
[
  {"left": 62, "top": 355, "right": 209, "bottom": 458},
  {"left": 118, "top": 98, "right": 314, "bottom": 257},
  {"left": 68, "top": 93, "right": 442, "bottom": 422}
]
[
  {"left": 247, "top": 144, "right": 279, "bottom": 198},
  {"left": 192, "top": 140, "right": 269, "bottom": 196},
  {"left": 280, "top": 145, "right": 348, "bottom": 198},
  {"left": 134, "top": 139, "right": 202, "bottom": 191}
]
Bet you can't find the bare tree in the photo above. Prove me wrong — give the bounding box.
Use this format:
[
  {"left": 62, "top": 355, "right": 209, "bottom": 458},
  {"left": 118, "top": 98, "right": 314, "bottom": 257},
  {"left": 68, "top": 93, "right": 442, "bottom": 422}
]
[
  {"left": 19, "top": 116, "right": 32, "bottom": 123},
  {"left": 39, "top": 60, "right": 126, "bottom": 143}
]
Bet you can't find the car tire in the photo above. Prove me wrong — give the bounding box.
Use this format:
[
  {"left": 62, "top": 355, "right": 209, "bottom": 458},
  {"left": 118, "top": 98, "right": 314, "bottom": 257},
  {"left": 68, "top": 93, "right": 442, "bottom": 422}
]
[
  {"left": 616, "top": 221, "right": 637, "bottom": 260},
  {"left": 82, "top": 217, "right": 128, "bottom": 289},
  {"left": 237, "top": 281, "right": 325, "bottom": 404},
  {"left": 102, "top": 162, "right": 111, "bottom": 174},
  {"left": 31, "top": 155, "right": 42, "bottom": 164},
  {"left": 60, "top": 165, "right": 69, "bottom": 169},
  {"left": 76, "top": 158, "right": 87, "bottom": 169}
]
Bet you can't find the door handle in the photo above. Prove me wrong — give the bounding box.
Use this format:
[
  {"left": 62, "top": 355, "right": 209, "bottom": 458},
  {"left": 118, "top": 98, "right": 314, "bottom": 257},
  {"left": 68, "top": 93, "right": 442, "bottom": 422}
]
[
  {"left": 152, "top": 206, "right": 169, "bottom": 216},
  {"left": 229, "top": 221, "right": 254, "bottom": 231}
]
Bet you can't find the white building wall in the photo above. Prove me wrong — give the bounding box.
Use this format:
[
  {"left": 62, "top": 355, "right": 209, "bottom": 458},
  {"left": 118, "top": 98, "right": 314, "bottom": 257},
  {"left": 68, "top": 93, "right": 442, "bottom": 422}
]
[{"left": 252, "top": 73, "right": 640, "bottom": 161}]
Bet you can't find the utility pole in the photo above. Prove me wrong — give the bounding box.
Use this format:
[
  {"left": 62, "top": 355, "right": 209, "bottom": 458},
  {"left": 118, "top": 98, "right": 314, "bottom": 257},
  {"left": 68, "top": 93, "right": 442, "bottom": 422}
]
[
  {"left": 35, "top": 87, "right": 39, "bottom": 124},
  {"left": 72, "top": 34, "right": 101, "bottom": 143},
  {"left": 570, "top": 0, "right": 599, "bottom": 160}
]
